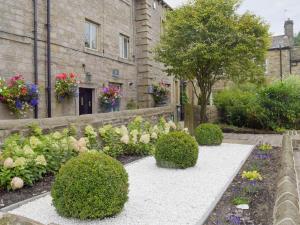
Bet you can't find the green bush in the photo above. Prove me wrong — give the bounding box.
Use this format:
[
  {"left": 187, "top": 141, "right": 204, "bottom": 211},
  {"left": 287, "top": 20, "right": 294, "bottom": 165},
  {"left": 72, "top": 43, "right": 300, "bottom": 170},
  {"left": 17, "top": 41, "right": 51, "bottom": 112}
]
[
  {"left": 214, "top": 85, "right": 267, "bottom": 129},
  {"left": 195, "top": 123, "right": 223, "bottom": 146},
  {"left": 258, "top": 76, "right": 300, "bottom": 130},
  {"left": 155, "top": 131, "right": 199, "bottom": 169},
  {"left": 51, "top": 151, "right": 128, "bottom": 220},
  {"left": 215, "top": 77, "right": 300, "bottom": 130}
]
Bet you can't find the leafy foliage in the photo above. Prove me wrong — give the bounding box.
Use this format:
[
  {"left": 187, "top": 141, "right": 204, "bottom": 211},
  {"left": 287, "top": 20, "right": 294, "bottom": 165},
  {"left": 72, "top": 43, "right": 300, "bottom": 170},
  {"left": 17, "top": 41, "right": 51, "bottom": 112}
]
[
  {"left": 214, "top": 84, "right": 267, "bottom": 129},
  {"left": 155, "top": 0, "right": 270, "bottom": 121},
  {"left": 155, "top": 131, "right": 199, "bottom": 169},
  {"left": 0, "top": 128, "right": 87, "bottom": 190},
  {"left": 51, "top": 152, "right": 128, "bottom": 220},
  {"left": 294, "top": 32, "right": 300, "bottom": 46},
  {"left": 215, "top": 76, "right": 300, "bottom": 130},
  {"left": 194, "top": 123, "right": 223, "bottom": 146}
]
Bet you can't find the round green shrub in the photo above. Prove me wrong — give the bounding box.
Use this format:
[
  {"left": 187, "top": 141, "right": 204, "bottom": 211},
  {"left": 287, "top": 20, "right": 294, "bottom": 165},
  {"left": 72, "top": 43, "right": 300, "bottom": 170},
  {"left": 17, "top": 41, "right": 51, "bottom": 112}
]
[
  {"left": 155, "top": 131, "right": 199, "bottom": 169},
  {"left": 51, "top": 151, "right": 128, "bottom": 220},
  {"left": 195, "top": 123, "right": 223, "bottom": 146}
]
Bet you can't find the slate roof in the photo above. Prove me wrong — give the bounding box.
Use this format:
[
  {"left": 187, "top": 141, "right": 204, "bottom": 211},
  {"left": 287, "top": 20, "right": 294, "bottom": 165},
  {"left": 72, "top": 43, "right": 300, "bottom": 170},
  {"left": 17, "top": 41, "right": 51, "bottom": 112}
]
[{"left": 270, "top": 35, "right": 291, "bottom": 49}]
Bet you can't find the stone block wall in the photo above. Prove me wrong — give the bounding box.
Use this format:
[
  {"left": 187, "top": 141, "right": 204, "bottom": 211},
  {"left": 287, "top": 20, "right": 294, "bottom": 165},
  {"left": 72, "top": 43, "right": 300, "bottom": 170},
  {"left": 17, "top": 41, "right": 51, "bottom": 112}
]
[
  {"left": 273, "top": 132, "right": 300, "bottom": 225},
  {"left": 266, "top": 49, "right": 291, "bottom": 81},
  {"left": 0, "top": 106, "right": 175, "bottom": 144},
  {"left": 0, "top": 0, "right": 174, "bottom": 119}
]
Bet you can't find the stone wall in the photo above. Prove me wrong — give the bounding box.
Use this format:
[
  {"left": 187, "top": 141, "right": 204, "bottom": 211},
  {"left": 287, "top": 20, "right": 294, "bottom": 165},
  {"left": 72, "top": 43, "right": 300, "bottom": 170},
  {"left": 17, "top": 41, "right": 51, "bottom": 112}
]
[
  {"left": 0, "top": 106, "right": 175, "bottom": 143},
  {"left": 273, "top": 132, "right": 300, "bottom": 225},
  {"left": 266, "top": 49, "right": 291, "bottom": 80},
  {"left": 0, "top": 0, "right": 173, "bottom": 119}
]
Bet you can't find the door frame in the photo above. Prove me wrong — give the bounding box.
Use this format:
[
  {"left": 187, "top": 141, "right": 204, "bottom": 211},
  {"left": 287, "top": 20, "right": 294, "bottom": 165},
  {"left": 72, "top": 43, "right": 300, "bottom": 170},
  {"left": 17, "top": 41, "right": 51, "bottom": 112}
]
[{"left": 76, "top": 85, "right": 96, "bottom": 116}]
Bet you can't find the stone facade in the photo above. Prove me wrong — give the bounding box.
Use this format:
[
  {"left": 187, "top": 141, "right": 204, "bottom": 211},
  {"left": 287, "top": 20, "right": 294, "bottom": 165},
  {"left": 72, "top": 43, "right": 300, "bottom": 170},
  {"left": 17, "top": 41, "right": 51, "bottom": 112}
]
[
  {"left": 0, "top": 0, "right": 177, "bottom": 120},
  {"left": 266, "top": 19, "right": 300, "bottom": 80}
]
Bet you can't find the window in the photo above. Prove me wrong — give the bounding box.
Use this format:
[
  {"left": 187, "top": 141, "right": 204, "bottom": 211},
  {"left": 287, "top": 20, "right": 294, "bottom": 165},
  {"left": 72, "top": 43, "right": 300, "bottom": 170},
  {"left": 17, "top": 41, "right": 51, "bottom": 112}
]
[
  {"left": 85, "top": 20, "right": 98, "bottom": 50},
  {"left": 119, "top": 34, "right": 129, "bottom": 59}
]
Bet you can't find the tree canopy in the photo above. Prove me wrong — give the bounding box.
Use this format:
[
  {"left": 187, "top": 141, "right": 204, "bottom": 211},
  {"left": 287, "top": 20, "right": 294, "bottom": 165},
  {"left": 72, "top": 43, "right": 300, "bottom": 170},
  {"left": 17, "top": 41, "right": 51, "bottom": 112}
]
[
  {"left": 295, "top": 32, "right": 300, "bottom": 46},
  {"left": 155, "top": 0, "right": 270, "bottom": 122}
]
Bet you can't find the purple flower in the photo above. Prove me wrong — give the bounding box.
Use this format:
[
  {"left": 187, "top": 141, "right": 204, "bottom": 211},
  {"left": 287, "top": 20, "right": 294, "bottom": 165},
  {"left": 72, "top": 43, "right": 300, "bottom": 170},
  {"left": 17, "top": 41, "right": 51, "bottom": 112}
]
[
  {"left": 30, "top": 98, "right": 38, "bottom": 106},
  {"left": 15, "top": 100, "right": 23, "bottom": 109},
  {"left": 228, "top": 215, "right": 241, "bottom": 225}
]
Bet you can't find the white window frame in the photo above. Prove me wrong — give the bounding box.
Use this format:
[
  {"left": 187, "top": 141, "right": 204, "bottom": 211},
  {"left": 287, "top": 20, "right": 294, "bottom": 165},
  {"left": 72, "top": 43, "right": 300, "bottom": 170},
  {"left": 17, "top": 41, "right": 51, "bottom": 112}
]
[
  {"left": 85, "top": 20, "right": 98, "bottom": 50},
  {"left": 119, "top": 34, "right": 129, "bottom": 59}
]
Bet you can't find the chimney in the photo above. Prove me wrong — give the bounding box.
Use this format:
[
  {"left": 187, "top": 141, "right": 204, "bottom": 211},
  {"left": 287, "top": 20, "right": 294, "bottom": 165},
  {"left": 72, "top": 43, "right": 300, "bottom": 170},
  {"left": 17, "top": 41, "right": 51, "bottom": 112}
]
[{"left": 284, "top": 19, "right": 294, "bottom": 46}]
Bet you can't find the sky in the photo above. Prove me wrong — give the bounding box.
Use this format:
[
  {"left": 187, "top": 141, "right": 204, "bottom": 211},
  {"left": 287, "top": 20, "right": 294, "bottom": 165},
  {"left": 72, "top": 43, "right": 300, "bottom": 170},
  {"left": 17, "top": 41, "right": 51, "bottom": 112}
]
[{"left": 164, "top": 0, "right": 300, "bottom": 36}]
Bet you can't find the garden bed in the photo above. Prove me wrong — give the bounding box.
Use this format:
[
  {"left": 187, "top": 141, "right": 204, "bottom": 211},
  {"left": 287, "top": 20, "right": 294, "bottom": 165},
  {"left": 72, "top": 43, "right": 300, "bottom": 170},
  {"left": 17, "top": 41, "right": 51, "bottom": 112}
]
[
  {"left": 204, "top": 145, "right": 281, "bottom": 225},
  {"left": 0, "top": 155, "right": 142, "bottom": 210},
  {"left": 8, "top": 144, "right": 253, "bottom": 225}
]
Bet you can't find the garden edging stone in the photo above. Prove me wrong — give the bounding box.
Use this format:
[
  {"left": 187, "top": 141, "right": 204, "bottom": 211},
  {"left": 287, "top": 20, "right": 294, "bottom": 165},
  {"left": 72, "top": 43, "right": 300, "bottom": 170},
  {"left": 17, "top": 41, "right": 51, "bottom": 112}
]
[{"left": 273, "top": 132, "right": 300, "bottom": 225}]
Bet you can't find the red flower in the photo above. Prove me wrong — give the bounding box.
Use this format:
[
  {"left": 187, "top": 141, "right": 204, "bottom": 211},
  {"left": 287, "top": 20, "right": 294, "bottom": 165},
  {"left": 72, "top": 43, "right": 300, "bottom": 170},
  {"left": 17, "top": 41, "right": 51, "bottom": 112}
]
[
  {"left": 70, "top": 73, "right": 75, "bottom": 79},
  {"left": 56, "top": 73, "right": 67, "bottom": 80},
  {"left": 21, "top": 87, "right": 27, "bottom": 95}
]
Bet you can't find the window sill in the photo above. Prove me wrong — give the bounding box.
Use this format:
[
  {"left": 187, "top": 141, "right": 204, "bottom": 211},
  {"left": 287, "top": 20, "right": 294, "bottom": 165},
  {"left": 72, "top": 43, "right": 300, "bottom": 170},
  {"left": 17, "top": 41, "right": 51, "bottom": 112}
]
[{"left": 84, "top": 48, "right": 103, "bottom": 57}]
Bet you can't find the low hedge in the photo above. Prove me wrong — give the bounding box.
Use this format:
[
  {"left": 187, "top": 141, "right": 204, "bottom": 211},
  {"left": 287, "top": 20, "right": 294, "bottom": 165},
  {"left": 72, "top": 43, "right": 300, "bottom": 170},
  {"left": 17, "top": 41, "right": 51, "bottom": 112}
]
[
  {"left": 195, "top": 123, "right": 223, "bottom": 146},
  {"left": 51, "top": 151, "right": 128, "bottom": 220},
  {"left": 155, "top": 131, "right": 199, "bottom": 169}
]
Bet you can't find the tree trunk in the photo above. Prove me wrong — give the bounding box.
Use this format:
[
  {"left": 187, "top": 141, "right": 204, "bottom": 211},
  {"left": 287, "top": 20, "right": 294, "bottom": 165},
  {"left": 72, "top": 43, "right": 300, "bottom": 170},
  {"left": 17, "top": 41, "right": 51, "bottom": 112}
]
[{"left": 199, "top": 99, "right": 208, "bottom": 123}]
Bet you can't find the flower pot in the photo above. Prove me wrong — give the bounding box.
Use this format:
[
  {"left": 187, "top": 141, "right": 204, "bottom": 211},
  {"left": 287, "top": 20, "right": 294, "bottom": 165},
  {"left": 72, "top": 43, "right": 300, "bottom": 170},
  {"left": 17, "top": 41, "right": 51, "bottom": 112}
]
[
  {"left": 101, "top": 102, "right": 113, "bottom": 113},
  {"left": 112, "top": 99, "right": 120, "bottom": 112}
]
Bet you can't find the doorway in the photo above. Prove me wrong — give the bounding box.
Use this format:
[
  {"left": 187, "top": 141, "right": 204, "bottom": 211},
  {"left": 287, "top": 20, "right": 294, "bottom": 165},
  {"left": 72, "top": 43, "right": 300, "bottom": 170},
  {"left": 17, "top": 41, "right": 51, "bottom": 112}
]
[{"left": 79, "top": 88, "right": 93, "bottom": 115}]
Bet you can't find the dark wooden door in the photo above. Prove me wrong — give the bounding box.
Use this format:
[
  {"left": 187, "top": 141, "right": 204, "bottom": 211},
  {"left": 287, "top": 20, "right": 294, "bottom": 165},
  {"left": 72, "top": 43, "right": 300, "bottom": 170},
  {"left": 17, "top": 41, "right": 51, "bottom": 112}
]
[{"left": 79, "top": 88, "right": 93, "bottom": 115}]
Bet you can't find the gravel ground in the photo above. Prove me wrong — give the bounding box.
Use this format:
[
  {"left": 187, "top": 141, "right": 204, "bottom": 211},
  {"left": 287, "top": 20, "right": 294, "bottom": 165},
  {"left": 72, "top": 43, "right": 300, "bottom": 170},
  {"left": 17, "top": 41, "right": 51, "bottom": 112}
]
[{"left": 9, "top": 143, "right": 253, "bottom": 225}]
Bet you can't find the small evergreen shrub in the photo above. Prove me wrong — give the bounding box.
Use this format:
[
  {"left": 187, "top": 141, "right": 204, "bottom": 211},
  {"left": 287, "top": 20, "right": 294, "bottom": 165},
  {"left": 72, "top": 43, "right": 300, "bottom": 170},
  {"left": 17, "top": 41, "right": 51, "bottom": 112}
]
[
  {"left": 51, "top": 151, "right": 128, "bottom": 220},
  {"left": 155, "top": 131, "right": 199, "bottom": 169},
  {"left": 195, "top": 123, "right": 223, "bottom": 146}
]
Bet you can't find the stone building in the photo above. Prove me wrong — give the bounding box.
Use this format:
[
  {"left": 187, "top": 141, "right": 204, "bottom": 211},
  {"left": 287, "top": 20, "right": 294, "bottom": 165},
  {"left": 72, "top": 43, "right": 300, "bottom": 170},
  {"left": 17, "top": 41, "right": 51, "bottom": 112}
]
[
  {"left": 0, "top": 0, "right": 180, "bottom": 120},
  {"left": 266, "top": 19, "right": 300, "bottom": 80}
]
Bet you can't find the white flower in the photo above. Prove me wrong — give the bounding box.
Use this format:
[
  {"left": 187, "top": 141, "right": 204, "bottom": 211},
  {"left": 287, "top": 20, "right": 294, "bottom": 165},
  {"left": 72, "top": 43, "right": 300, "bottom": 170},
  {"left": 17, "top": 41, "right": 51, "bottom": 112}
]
[
  {"left": 164, "top": 126, "right": 170, "bottom": 134},
  {"left": 23, "top": 145, "right": 34, "bottom": 156},
  {"left": 183, "top": 128, "right": 189, "bottom": 134},
  {"left": 29, "top": 136, "right": 41, "bottom": 148},
  {"left": 35, "top": 155, "right": 47, "bottom": 166},
  {"left": 151, "top": 132, "right": 158, "bottom": 139},
  {"left": 3, "top": 157, "right": 14, "bottom": 169},
  {"left": 52, "top": 131, "right": 62, "bottom": 140},
  {"left": 130, "top": 129, "right": 139, "bottom": 136},
  {"left": 13, "top": 157, "right": 26, "bottom": 167},
  {"left": 99, "top": 125, "right": 112, "bottom": 136},
  {"left": 85, "top": 125, "right": 97, "bottom": 138},
  {"left": 152, "top": 125, "right": 159, "bottom": 132},
  {"left": 11, "top": 177, "right": 24, "bottom": 190},
  {"left": 120, "top": 134, "right": 129, "bottom": 144},
  {"left": 168, "top": 120, "right": 177, "bottom": 129},
  {"left": 140, "top": 133, "right": 150, "bottom": 144},
  {"left": 120, "top": 125, "right": 128, "bottom": 136},
  {"left": 134, "top": 116, "right": 143, "bottom": 123}
]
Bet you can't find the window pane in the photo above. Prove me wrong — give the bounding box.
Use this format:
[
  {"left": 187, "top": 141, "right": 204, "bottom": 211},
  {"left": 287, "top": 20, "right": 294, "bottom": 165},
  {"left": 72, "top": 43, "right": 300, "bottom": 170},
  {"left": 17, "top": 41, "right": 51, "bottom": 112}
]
[
  {"left": 91, "top": 24, "right": 97, "bottom": 49},
  {"left": 85, "top": 22, "right": 90, "bottom": 48},
  {"left": 124, "top": 37, "right": 128, "bottom": 59},
  {"left": 119, "top": 35, "right": 123, "bottom": 57}
]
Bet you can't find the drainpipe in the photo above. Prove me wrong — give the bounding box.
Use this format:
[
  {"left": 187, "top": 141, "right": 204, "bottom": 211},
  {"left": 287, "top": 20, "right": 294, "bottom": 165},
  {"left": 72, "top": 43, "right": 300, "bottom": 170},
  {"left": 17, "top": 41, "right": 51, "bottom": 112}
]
[
  {"left": 46, "top": 0, "right": 52, "bottom": 117},
  {"left": 279, "top": 45, "right": 283, "bottom": 82},
  {"left": 33, "top": 0, "right": 38, "bottom": 118}
]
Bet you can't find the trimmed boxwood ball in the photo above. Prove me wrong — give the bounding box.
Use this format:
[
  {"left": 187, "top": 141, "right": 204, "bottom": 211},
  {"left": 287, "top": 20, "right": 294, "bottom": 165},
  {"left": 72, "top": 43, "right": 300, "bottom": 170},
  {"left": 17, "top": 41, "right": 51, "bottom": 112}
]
[
  {"left": 155, "top": 131, "right": 199, "bottom": 169},
  {"left": 51, "top": 151, "right": 128, "bottom": 220},
  {"left": 195, "top": 123, "right": 223, "bottom": 146}
]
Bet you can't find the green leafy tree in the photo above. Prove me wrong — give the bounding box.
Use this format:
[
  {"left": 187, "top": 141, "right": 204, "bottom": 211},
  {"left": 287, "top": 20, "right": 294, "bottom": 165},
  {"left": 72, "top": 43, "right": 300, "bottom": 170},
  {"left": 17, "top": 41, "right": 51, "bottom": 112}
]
[
  {"left": 294, "top": 32, "right": 300, "bottom": 46},
  {"left": 155, "top": 0, "right": 270, "bottom": 122}
]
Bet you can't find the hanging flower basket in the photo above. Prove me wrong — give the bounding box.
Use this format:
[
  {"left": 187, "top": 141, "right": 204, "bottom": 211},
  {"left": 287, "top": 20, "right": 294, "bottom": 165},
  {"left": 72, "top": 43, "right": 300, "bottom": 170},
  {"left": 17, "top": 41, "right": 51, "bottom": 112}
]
[
  {"left": 0, "top": 74, "right": 39, "bottom": 117},
  {"left": 151, "top": 82, "right": 169, "bottom": 107},
  {"left": 55, "top": 73, "right": 78, "bottom": 102},
  {"left": 99, "top": 86, "right": 121, "bottom": 112}
]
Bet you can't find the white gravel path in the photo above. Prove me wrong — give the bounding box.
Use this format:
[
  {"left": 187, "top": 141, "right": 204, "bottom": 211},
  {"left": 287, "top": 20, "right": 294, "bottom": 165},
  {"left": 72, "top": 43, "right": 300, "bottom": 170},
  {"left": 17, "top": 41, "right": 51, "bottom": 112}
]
[{"left": 10, "top": 143, "right": 253, "bottom": 225}]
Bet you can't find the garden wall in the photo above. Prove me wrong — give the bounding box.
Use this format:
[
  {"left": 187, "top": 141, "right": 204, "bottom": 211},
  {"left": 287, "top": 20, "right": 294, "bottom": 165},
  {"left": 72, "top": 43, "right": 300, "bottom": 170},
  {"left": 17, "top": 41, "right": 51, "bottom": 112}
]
[
  {"left": 273, "top": 131, "right": 300, "bottom": 225},
  {"left": 0, "top": 106, "right": 175, "bottom": 144}
]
